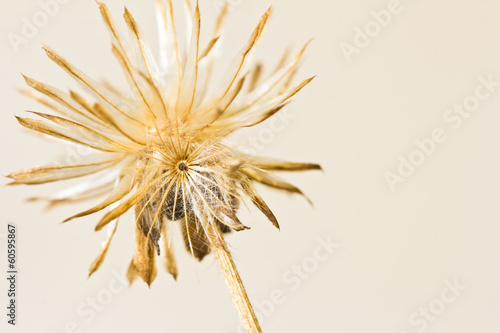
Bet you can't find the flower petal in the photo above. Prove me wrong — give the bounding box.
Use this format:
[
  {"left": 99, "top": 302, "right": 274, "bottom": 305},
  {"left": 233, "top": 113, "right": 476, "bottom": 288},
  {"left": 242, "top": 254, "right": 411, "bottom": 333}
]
[
  {"left": 155, "top": 0, "right": 182, "bottom": 105},
  {"left": 249, "top": 157, "right": 322, "bottom": 172},
  {"left": 181, "top": 213, "right": 210, "bottom": 261},
  {"left": 132, "top": 221, "right": 157, "bottom": 286},
  {"left": 16, "top": 114, "right": 130, "bottom": 152},
  {"left": 122, "top": 7, "right": 169, "bottom": 126},
  {"left": 187, "top": 173, "right": 249, "bottom": 232},
  {"left": 194, "top": 3, "right": 228, "bottom": 107},
  {"left": 63, "top": 163, "right": 140, "bottom": 223},
  {"left": 94, "top": 171, "right": 171, "bottom": 231},
  {"left": 241, "top": 166, "right": 312, "bottom": 204},
  {"left": 161, "top": 219, "right": 178, "bottom": 279},
  {"left": 192, "top": 7, "right": 271, "bottom": 118},
  {"left": 185, "top": 75, "right": 246, "bottom": 131},
  {"left": 88, "top": 219, "right": 119, "bottom": 277},
  {"left": 228, "top": 41, "right": 311, "bottom": 114},
  {"left": 241, "top": 181, "right": 279, "bottom": 230},
  {"left": 43, "top": 47, "right": 146, "bottom": 128},
  {"left": 219, "top": 76, "right": 315, "bottom": 129},
  {"left": 7, "top": 155, "right": 121, "bottom": 185},
  {"left": 27, "top": 172, "right": 118, "bottom": 209},
  {"left": 176, "top": 2, "right": 200, "bottom": 118},
  {"left": 69, "top": 91, "right": 146, "bottom": 145},
  {"left": 22, "top": 76, "right": 108, "bottom": 128}
]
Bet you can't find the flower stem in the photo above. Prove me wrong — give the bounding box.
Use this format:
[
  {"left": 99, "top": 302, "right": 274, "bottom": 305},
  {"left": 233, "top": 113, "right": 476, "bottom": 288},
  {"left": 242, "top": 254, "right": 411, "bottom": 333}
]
[{"left": 207, "top": 223, "right": 262, "bottom": 333}]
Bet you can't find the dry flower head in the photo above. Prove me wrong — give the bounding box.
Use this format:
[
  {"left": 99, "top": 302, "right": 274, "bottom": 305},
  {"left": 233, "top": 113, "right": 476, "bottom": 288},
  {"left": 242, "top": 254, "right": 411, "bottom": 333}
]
[{"left": 9, "top": 1, "right": 320, "bottom": 332}]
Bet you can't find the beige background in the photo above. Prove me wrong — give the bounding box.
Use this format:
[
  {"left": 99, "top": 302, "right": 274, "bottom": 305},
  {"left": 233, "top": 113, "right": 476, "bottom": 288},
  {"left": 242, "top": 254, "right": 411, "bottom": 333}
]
[{"left": 1, "top": 0, "right": 500, "bottom": 332}]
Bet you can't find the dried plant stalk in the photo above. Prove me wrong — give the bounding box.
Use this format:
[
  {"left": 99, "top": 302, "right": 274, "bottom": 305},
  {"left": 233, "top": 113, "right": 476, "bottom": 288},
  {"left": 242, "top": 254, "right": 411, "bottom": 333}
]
[{"left": 207, "top": 222, "right": 262, "bottom": 333}]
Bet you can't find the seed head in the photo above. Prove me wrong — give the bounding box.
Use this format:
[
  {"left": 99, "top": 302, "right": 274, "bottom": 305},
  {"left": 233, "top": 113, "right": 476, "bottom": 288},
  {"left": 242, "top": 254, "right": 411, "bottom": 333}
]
[{"left": 9, "top": 1, "right": 320, "bottom": 331}]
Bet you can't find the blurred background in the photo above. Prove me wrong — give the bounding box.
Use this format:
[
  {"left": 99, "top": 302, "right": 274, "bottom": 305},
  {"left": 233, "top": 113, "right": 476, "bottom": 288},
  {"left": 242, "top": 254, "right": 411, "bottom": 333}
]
[{"left": 1, "top": 0, "right": 500, "bottom": 332}]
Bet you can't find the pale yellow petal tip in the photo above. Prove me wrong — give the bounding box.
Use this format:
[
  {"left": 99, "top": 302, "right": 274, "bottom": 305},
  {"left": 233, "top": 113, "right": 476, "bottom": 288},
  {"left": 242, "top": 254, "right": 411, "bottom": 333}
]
[
  {"left": 88, "top": 269, "right": 97, "bottom": 279},
  {"left": 307, "top": 75, "right": 317, "bottom": 83},
  {"left": 20, "top": 74, "right": 33, "bottom": 85},
  {"left": 41, "top": 46, "right": 51, "bottom": 55},
  {"left": 61, "top": 217, "right": 73, "bottom": 224},
  {"left": 14, "top": 115, "right": 26, "bottom": 126},
  {"left": 123, "top": 6, "right": 131, "bottom": 17},
  {"left": 304, "top": 194, "right": 314, "bottom": 207},
  {"left": 88, "top": 259, "right": 102, "bottom": 278}
]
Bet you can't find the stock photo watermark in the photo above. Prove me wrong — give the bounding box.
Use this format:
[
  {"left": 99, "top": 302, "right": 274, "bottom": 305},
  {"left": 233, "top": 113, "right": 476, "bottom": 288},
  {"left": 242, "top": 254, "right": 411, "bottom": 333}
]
[
  {"left": 385, "top": 74, "right": 499, "bottom": 192},
  {"left": 6, "top": 224, "right": 18, "bottom": 326},
  {"left": 399, "top": 278, "right": 466, "bottom": 333},
  {"left": 240, "top": 108, "right": 297, "bottom": 156},
  {"left": 213, "top": 0, "right": 242, "bottom": 13},
  {"left": 235, "top": 235, "right": 340, "bottom": 333},
  {"left": 339, "top": 0, "right": 404, "bottom": 64},
  {"left": 51, "top": 270, "right": 128, "bottom": 333},
  {"left": 7, "top": 0, "right": 72, "bottom": 53}
]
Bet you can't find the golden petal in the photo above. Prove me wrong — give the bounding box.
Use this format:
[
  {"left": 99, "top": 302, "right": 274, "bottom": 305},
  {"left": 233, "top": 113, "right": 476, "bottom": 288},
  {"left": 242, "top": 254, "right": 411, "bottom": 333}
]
[
  {"left": 7, "top": 156, "right": 121, "bottom": 185},
  {"left": 88, "top": 220, "right": 119, "bottom": 277},
  {"left": 68, "top": 91, "right": 145, "bottom": 145},
  {"left": 186, "top": 75, "right": 246, "bottom": 131},
  {"left": 110, "top": 46, "right": 161, "bottom": 125},
  {"left": 133, "top": 221, "right": 157, "bottom": 286},
  {"left": 161, "top": 219, "right": 178, "bottom": 279},
  {"left": 156, "top": 0, "right": 182, "bottom": 105},
  {"left": 28, "top": 111, "right": 138, "bottom": 149},
  {"left": 181, "top": 213, "right": 210, "bottom": 260},
  {"left": 227, "top": 41, "right": 312, "bottom": 115},
  {"left": 198, "top": 36, "right": 220, "bottom": 62},
  {"left": 99, "top": 2, "right": 152, "bottom": 111},
  {"left": 247, "top": 63, "right": 263, "bottom": 93},
  {"left": 187, "top": 174, "right": 249, "bottom": 232},
  {"left": 63, "top": 165, "right": 140, "bottom": 223},
  {"left": 43, "top": 47, "right": 145, "bottom": 128},
  {"left": 249, "top": 157, "right": 322, "bottom": 172},
  {"left": 221, "top": 76, "right": 315, "bottom": 128},
  {"left": 194, "top": 3, "right": 229, "bottom": 106},
  {"left": 27, "top": 175, "right": 116, "bottom": 209},
  {"left": 123, "top": 7, "right": 162, "bottom": 99},
  {"left": 241, "top": 181, "right": 279, "bottom": 230},
  {"left": 192, "top": 7, "right": 271, "bottom": 118},
  {"left": 126, "top": 259, "right": 140, "bottom": 284},
  {"left": 242, "top": 103, "right": 287, "bottom": 128},
  {"left": 16, "top": 115, "right": 126, "bottom": 153},
  {"left": 272, "top": 46, "right": 292, "bottom": 74},
  {"left": 94, "top": 186, "right": 148, "bottom": 231},
  {"left": 135, "top": 197, "right": 162, "bottom": 257},
  {"left": 241, "top": 166, "right": 312, "bottom": 204},
  {"left": 94, "top": 170, "right": 171, "bottom": 231},
  {"left": 176, "top": 2, "right": 200, "bottom": 118},
  {"left": 22, "top": 75, "right": 106, "bottom": 126}
]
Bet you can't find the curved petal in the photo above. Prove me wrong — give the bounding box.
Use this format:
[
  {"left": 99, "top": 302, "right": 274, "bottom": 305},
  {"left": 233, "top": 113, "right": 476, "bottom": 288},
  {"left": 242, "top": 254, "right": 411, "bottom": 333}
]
[{"left": 7, "top": 155, "right": 121, "bottom": 185}]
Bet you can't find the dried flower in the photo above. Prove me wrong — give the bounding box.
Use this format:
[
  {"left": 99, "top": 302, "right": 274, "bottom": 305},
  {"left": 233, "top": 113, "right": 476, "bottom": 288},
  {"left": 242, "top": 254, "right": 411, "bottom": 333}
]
[{"left": 9, "top": 1, "right": 320, "bottom": 332}]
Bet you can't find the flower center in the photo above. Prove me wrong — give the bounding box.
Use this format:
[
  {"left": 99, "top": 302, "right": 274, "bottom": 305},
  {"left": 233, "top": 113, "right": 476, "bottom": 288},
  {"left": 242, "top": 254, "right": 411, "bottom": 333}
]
[{"left": 178, "top": 162, "right": 188, "bottom": 172}]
